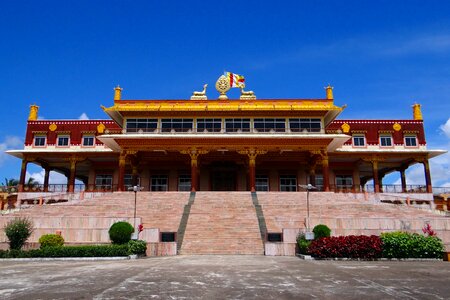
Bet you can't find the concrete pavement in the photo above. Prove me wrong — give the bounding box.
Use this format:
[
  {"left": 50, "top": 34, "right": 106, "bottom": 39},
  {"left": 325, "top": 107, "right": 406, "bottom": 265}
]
[{"left": 0, "top": 255, "right": 449, "bottom": 299}]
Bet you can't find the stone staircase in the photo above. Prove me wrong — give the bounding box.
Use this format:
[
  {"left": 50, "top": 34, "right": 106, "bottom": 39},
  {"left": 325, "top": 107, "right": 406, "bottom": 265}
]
[{"left": 179, "top": 192, "right": 265, "bottom": 255}]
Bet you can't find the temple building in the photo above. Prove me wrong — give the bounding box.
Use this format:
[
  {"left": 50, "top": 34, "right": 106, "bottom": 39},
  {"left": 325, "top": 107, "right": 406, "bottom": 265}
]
[{"left": 6, "top": 75, "right": 446, "bottom": 195}]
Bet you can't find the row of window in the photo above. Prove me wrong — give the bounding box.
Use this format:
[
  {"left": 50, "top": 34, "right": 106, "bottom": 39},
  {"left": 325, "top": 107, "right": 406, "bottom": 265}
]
[
  {"left": 352, "top": 134, "right": 418, "bottom": 147},
  {"left": 94, "top": 174, "right": 353, "bottom": 192},
  {"left": 33, "top": 135, "right": 95, "bottom": 147},
  {"left": 125, "top": 118, "right": 323, "bottom": 133}
]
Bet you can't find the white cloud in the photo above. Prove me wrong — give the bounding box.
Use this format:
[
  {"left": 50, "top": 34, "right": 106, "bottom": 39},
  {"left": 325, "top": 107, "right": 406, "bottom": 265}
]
[
  {"left": 440, "top": 118, "right": 450, "bottom": 138},
  {"left": 37, "top": 116, "right": 45, "bottom": 120},
  {"left": 78, "top": 113, "right": 89, "bottom": 120},
  {"left": 26, "top": 170, "right": 70, "bottom": 185},
  {"left": 0, "top": 136, "right": 23, "bottom": 166}
]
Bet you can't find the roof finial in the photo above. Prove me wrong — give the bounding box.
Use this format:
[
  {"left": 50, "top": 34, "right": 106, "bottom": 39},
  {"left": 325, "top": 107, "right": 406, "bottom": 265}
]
[
  {"left": 324, "top": 84, "right": 333, "bottom": 100},
  {"left": 114, "top": 85, "right": 123, "bottom": 100},
  {"left": 28, "top": 104, "right": 39, "bottom": 121},
  {"left": 412, "top": 103, "right": 423, "bottom": 120}
]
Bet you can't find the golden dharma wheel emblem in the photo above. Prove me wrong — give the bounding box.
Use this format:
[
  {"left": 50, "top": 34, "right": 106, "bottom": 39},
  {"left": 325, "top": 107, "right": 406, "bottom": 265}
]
[
  {"left": 49, "top": 123, "right": 57, "bottom": 131},
  {"left": 341, "top": 123, "right": 350, "bottom": 133},
  {"left": 215, "top": 75, "right": 231, "bottom": 100},
  {"left": 393, "top": 123, "right": 402, "bottom": 131}
]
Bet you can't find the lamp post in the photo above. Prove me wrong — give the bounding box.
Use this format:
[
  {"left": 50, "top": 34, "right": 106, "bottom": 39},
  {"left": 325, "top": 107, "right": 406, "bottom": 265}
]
[
  {"left": 299, "top": 183, "right": 317, "bottom": 240},
  {"left": 131, "top": 185, "right": 140, "bottom": 240}
]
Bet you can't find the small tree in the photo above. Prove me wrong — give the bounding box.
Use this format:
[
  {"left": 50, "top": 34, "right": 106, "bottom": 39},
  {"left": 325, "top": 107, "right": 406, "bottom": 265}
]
[
  {"left": 39, "top": 234, "right": 65, "bottom": 248},
  {"left": 313, "top": 224, "right": 331, "bottom": 239},
  {"left": 4, "top": 218, "right": 34, "bottom": 250},
  {"left": 109, "top": 221, "right": 134, "bottom": 244}
]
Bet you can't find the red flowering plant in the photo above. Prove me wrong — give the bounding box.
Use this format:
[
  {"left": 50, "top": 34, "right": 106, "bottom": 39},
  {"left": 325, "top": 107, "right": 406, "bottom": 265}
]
[
  {"left": 422, "top": 223, "right": 436, "bottom": 236},
  {"left": 138, "top": 224, "right": 144, "bottom": 233},
  {"left": 308, "top": 235, "right": 383, "bottom": 259}
]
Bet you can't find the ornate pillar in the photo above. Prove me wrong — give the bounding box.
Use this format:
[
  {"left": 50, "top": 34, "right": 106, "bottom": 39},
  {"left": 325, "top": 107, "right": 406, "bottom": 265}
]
[
  {"left": 423, "top": 159, "right": 432, "bottom": 193},
  {"left": 308, "top": 152, "right": 318, "bottom": 187},
  {"left": 399, "top": 167, "right": 407, "bottom": 193},
  {"left": 18, "top": 159, "right": 29, "bottom": 192},
  {"left": 181, "top": 148, "right": 208, "bottom": 192},
  {"left": 43, "top": 166, "right": 51, "bottom": 192},
  {"left": 118, "top": 151, "right": 126, "bottom": 191},
  {"left": 321, "top": 154, "right": 330, "bottom": 192},
  {"left": 66, "top": 156, "right": 83, "bottom": 193},
  {"left": 68, "top": 157, "right": 77, "bottom": 193},
  {"left": 372, "top": 160, "right": 380, "bottom": 193},
  {"left": 238, "top": 149, "right": 267, "bottom": 192}
]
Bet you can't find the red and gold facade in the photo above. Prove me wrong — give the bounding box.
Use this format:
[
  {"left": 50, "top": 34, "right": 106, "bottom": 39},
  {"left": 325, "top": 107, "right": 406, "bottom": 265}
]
[{"left": 7, "top": 87, "right": 445, "bottom": 194}]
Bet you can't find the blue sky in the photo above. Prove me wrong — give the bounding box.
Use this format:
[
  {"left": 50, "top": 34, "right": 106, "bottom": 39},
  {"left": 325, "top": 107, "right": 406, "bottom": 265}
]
[{"left": 1, "top": 0, "right": 449, "bottom": 186}]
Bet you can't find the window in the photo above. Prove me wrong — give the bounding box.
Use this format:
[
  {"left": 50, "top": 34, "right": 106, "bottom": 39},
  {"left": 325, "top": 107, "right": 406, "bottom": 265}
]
[
  {"left": 178, "top": 175, "right": 191, "bottom": 191},
  {"left": 82, "top": 135, "right": 95, "bottom": 146},
  {"left": 352, "top": 135, "right": 365, "bottom": 147},
  {"left": 126, "top": 118, "right": 158, "bottom": 133},
  {"left": 151, "top": 175, "right": 168, "bottom": 191},
  {"left": 161, "top": 119, "right": 193, "bottom": 132},
  {"left": 161, "top": 232, "right": 176, "bottom": 242},
  {"left": 280, "top": 175, "right": 297, "bottom": 192},
  {"left": 253, "top": 118, "right": 285, "bottom": 132},
  {"left": 225, "top": 118, "right": 251, "bottom": 132},
  {"left": 255, "top": 175, "right": 269, "bottom": 191},
  {"left": 405, "top": 135, "right": 417, "bottom": 147},
  {"left": 124, "top": 174, "right": 133, "bottom": 190},
  {"left": 335, "top": 175, "right": 353, "bottom": 189},
  {"left": 197, "top": 118, "right": 222, "bottom": 133},
  {"left": 379, "top": 134, "right": 392, "bottom": 147},
  {"left": 315, "top": 174, "right": 324, "bottom": 191},
  {"left": 95, "top": 174, "right": 113, "bottom": 190},
  {"left": 289, "top": 118, "right": 322, "bottom": 133},
  {"left": 267, "top": 233, "right": 283, "bottom": 242},
  {"left": 34, "top": 135, "right": 46, "bottom": 147},
  {"left": 57, "top": 135, "right": 70, "bottom": 147}
]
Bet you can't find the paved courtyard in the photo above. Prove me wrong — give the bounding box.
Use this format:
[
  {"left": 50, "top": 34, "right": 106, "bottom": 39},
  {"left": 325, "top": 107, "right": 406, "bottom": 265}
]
[{"left": 0, "top": 255, "right": 449, "bottom": 299}]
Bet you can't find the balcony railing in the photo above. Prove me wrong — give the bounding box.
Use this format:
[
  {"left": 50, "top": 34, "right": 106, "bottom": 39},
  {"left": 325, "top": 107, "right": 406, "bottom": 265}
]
[{"left": 124, "top": 127, "right": 325, "bottom": 134}]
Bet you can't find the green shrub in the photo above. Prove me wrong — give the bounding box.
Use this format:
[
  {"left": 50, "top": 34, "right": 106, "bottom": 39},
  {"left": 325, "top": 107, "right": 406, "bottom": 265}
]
[
  {"left": 313, "top": 224, "right": 331, "bottom": 240},
  {"left": 127, "top": 240, "right": 147, "bottom": 255},
  {"left": 109, "top": 221, "right": 134, "bottom": 244},
  {"left": 381, "top": 231, "right": 444, "bottom": 259},
  {"left": 4, "top": 217, "right": 34, "bottom": 250},
  {"left": 296, "top": 233, "right": 311, "bottom": 254},
  {"left": 0, "top": 244, "right": 129, "bottom": 258},
  {"left": 39, "top": 234, "right": 65, "bottom": 248}
]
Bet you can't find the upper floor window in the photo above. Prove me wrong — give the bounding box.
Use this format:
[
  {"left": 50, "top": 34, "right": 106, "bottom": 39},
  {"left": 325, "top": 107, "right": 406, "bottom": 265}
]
[
  {"left": 57, "top": 135, "right": 70, "bottom": 147},
  {"left": 335, "top": 175, "right": 353, "bottom": 189},
  {"left": 404, "top": 135, "right": 417, "bottom": 147},
  {"left": 289, "top": 118, "right": 322, "bottom": 133},
  {"left": 254, "top": 118, "right": 286, "bottom": 132},
  {"left": 126, "top": 118, "right": 158, "bottom": 133},
  {"left": 151, "top": 175, "right": 168, "bottom": 191},
  {"left": 379, "top": 134, "right": 392, "bottom": 147},
  {"left": 280, "top": 175, "right": 297, "bottom": 192},
  {"left": 34, "top": 135, "right": 46, "bottom": 147},
  {"left": 178, "top": 175, "right": 191, "bottom": 191},
  {"left": 352, "top": 135, "right": 366, "bottom": 147},
  {"left": 82, "top": 135, "right": 95, "bottom": 147},
  {"left": 225, "top": 118, "right": 250, "bottom": 133},
  {"left": 161, "top": 119, "right": 193, "bottom": 133},
  {"left": 95, "top": 174, "right": 113, "bottom": 190},
  {"left": 197, "top": 118, "right": 222, "bottom": 133},
  {"left": 255, "top": 175, "right": 269, "bottom": 191}
]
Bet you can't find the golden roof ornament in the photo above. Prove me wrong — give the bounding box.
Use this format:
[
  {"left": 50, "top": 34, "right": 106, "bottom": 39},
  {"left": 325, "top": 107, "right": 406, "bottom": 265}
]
[
  {"left": 190, "top": 84, "right": 208, "bottom": 100},
  {"left": 114, "top": 85, "right": 123, "bottom": 100},
  {"left": 28, "top": 104, "right": 39, "bottom": 121},
  {"left": 325, "top": 84, "right": 334, "bottom": 100},
  {"left": 215, "top": 75, "right": 231, "bottom": 100},
  {"left": 412, "top": 103, "right": 423, "bottom": 120},
  {"left": 239, "top": 85, "right": 256, "bottom": 100}
]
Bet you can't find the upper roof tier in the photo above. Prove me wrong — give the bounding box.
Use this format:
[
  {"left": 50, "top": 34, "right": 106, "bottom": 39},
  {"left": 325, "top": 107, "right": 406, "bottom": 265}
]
[{"left": 102, "top": 98, "right": 345, "bottom": 126}]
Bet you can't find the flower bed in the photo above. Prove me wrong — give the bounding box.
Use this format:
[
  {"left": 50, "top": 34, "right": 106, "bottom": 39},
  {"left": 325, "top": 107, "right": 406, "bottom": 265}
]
[{"left": 307, "top": 235, "right": 382, "bottom": 259}]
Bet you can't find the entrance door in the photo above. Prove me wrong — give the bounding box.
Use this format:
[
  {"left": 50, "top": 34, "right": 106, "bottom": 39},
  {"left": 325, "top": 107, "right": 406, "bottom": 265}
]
[{"left": 211, "top": 171, "right": 236, "bottom": 191}]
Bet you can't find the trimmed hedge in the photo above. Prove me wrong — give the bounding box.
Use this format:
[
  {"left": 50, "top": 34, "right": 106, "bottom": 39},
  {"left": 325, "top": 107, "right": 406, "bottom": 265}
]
[
  {"left": 308, "top": 235, "right": 383, "bottom": 259},
  {"left": 380, "top": 231, "right": 444, "bottom": 259},
  {"left": 0, "top": 240, "right": 148, "bottom": 258}
]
